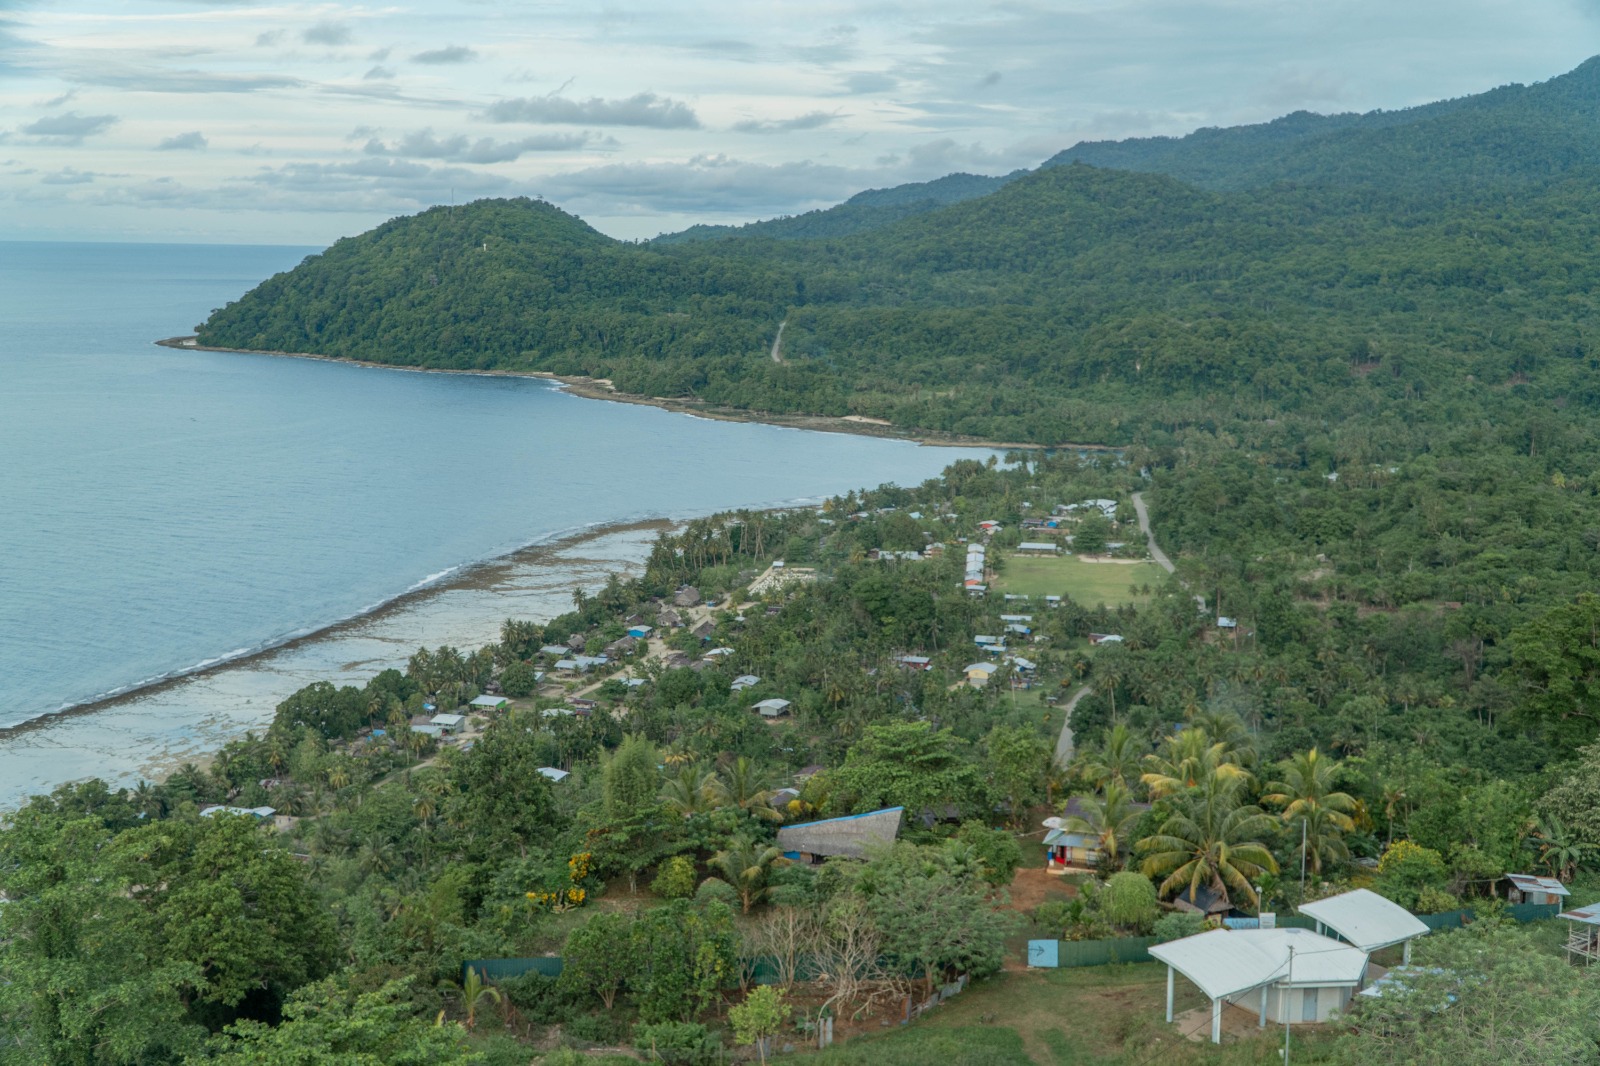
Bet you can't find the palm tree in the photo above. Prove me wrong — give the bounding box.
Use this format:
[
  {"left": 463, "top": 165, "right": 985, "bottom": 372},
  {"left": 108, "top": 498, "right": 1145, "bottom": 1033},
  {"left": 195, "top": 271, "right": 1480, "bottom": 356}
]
[
  {"left": 661, "top": 765, "right": 722, "bottom": 816},
  {"left": 1078, "top": 723, "right": 1146, "bottom": 788},
  {"left": 711, "top": 840, "right": 785, "bottom": 913},
  {"left": 713, "top": 757, "right": 783, "bottom": 822},
  {"left": 1140, "top": 729, "right": 1251, "bottom": 800},
  {"left": 1260, "top": 748, "right": 1357, "bottom": 876},
  {"left": 1529, "top": 814, "right": 1596, "bottom": 882},
  {"left": 1062, "top": 781, "right": 1144, "bottom": 870},
  {"left": 439, "top": 966, "right": 502, "bottom": 1029},
  {"left": 1137, "top": 775, "right": 1280, "bottom": 911}
]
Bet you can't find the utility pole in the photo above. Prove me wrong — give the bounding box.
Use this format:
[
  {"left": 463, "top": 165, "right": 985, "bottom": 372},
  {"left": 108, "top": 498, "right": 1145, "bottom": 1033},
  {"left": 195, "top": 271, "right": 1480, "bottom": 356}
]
[
  {"left": 1299, "top": 818, "right": 1308, "bottom": 898},
  {"left": 1282, "top": 944, "right": 1293, "bottom": 1066}
]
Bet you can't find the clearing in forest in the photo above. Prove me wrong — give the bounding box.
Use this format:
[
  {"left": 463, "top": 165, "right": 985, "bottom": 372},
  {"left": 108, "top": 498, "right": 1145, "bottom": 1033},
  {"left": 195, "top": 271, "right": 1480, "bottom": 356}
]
[{"left": 995, "top": 553, "right": 1167, "bottom": 607}]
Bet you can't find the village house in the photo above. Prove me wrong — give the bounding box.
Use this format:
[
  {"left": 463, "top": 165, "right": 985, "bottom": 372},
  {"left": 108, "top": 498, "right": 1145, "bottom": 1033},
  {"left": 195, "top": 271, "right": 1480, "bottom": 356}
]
[
  {"left": 730, "top": 674, "right": 761, "bottom": 691},
  {"left": 1017, "top": 541, "right": 1059, "bottom": 555},
  {"left": 896, "top": 655, "right": 933, "bottom": 671},
  {"left": 468, "top": 694, "right": 508, "bottom": 712},
  {"left": 753, "top": 697, "right": 792, "bottom": 718},
  {"left": 691, "top": 619, "right": 716, "bottom": 640},
  {"left": 537, "top": 766, "right": 570, "bottom": 782},
  {"left": 673, "top": 585, "right": 701, "bottom": 607},
  {"left": 964, "top": 661, "right": 999, "bottom": 687},
  {"left": 1150, "top": 926, "right": 1371, "bottom": 1043},
  {"left": 657, "top": 607, "right": 683, "bottom": 628},
  {"left": 430, "top": 712, "right": 466, "bottom": 735}
]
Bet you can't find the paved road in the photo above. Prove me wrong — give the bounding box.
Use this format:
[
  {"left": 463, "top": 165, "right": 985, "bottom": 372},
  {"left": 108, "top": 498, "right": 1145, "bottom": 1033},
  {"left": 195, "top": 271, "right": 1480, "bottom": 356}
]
[
  {"left": 1132, "top": 489, "right": 1205, "bottom": 615},
  {"left": 769, "top": 319, "right": 787, "bottom": 363},
  {"left": 1130, "top": 490, "right": 1174, "bottom": 574},
  {"left": 1054, "top": 684, "right": 1091, "bottom": 767}
]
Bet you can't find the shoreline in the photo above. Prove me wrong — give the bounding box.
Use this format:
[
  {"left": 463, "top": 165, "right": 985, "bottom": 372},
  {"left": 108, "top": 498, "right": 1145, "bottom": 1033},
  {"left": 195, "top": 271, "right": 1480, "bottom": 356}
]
[
  {"left": 0, "top": 517, "right": 676, "bottom": 744},
  {"left": 154, "top": 336, "right": 1105, "bottom": 453}
]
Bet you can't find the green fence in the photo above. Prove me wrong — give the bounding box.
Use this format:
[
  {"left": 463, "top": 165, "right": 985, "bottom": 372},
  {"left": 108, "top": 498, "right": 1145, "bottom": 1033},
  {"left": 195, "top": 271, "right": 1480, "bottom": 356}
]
[
  {"left": 1039, "top": 902, "right": 1562, "bottom": 969},
  {"left": 463, "top": 957, "right": 564, "bottom": 981},
  {"left": 464, "top": 954, "right": 881, "bottom": 985}
]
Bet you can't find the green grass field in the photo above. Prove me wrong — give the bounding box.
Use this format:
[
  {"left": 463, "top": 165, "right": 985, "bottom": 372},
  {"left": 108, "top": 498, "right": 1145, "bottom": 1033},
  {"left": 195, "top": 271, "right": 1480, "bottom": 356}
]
[
  {"left": 810, "top": 965, "right": 1336, "bottom": 1065},
  {"left": 994, "top": 553, "right": 1168, "bottom": 607}
]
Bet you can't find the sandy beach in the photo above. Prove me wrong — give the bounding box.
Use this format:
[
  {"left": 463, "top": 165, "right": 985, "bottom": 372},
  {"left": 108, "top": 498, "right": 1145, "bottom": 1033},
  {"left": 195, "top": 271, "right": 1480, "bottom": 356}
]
[{"left": 155, "top": 336, "right": 1081, "bottom": 452}]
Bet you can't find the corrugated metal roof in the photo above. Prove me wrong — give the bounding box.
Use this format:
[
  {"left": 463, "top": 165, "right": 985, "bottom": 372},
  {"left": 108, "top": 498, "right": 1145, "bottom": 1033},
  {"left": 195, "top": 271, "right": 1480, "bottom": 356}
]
[
  {"left": 1506, "top": 873, "right": 1570, "bottom": 896},
  {"left": 1150, "top": 928, "right": 1367, "bottom": 1001},
  {"left": 1558, "top": 902, "right": 1600, "bottom": 925},
  {"left": 1297, "top": 888, "right": 1429, "bottom": 952}
]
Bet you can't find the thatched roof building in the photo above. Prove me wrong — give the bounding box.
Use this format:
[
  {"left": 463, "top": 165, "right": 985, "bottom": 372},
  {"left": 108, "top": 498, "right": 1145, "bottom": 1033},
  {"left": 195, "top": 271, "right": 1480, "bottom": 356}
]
[{"left": 777, "top": 807, "right": 903, "bottom": 863}]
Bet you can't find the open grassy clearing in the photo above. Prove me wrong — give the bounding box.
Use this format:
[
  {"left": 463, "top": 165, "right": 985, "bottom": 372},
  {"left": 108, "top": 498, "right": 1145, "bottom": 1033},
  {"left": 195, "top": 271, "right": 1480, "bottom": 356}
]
[
  {"left": 807, "top": 964, "right": 1337, "bottom": 1065},
  {"left": 994, "top": 553, "right": 1168, "bottom": 606}
]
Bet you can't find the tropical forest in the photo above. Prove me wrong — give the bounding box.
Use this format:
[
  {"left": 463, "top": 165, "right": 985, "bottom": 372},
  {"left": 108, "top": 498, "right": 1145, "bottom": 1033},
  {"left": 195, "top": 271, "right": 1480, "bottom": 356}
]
[{"left": 10, "top": 54, "right": 1600, "bottom": 1066}]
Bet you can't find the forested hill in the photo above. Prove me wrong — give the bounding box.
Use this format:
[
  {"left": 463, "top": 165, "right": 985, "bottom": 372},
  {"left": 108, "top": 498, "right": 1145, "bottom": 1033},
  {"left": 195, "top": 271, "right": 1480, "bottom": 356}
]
[
  {"left": 653, "top": 171, "right": 1019, "bottom": 244},
  {"left": 1046, "top": 56, "right": 1600, "bottom": 190}
]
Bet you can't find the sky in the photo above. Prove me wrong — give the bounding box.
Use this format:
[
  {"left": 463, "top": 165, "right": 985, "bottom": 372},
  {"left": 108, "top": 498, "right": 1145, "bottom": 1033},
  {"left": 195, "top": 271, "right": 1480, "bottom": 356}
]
[{"left": 1, "top": 1, "right": 1598, "bottom": 246}]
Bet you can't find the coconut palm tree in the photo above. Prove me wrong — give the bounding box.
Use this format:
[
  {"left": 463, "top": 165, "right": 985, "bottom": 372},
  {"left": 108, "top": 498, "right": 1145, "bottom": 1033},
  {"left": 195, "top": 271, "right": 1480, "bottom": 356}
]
[
  {"left": 661, "top": 764, "right": 722, "bottom": 817},
  {"left": 713, "top": 757, "right": 783, "bottom": 822},
  {"left": 439, "top": 966, "right": 502, "bottom": 1029},
  {"left": 711, "top": 840, "right": 785, "bottom": 913},
  {"left": 1140, "top": 729, "right": 1252, "bottom": 800},
  {"left": 1137, "top": 775, "right": 1279, "bottom": 911},
  {"left": 1062, "top": 780, "right": 1144, "bottom": 870},
  {"left": 1077, "top": 723, "right": 1147, "bottom": 789},
  {"left": 1260, "top": 748, "right": 1357, "bottom": 876}
]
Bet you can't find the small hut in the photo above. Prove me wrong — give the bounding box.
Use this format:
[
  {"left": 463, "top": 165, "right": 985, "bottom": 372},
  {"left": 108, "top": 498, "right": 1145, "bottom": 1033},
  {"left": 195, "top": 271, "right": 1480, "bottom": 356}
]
[{"left": 1505, "top": 873, "right": 1571, "bottom": 908}]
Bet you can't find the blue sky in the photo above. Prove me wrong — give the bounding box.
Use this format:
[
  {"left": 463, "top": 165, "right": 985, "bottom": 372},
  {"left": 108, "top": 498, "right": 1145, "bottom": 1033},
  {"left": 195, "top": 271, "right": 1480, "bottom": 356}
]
[{"left": 2, "top": 1, "right": 1597, "bottom": 245}]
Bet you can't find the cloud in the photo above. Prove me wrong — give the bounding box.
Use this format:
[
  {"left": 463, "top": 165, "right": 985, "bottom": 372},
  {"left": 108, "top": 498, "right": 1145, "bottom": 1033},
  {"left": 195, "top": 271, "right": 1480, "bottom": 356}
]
[
  {"left": 979, "top": 71, "right": 1002, "bottom": 88},
  {"left": 363, "top": 128, "right": 612, "bottom": 163},
  {"left": 19, "top": 111, "right": 117, "bottom": 143},
  {"left": 536, "top": 154, "right": 866, "bottom": 217},
  {"left": 156, "top": 130, "right": 208, "bottom": 151},
  {"left": 369, "top": 47, "right": 391, "bottom": 61},
  {"left": 412, "top": 45, "right": 477, "bottom": 65},
  {"left": 842, "top": 71, "right": 896, "bottom": 94},
  {"left": 41, "top": 167, "right": 96, "bottom": 185},
  {"left": 302, "top": 21, "right": 352, "bottom": 46},
  {"left": 732, "top": 111, "right": 841, "bottom": 134},
  {"left": 484, "top": 92, "right": 699, "bottom": 128},
  {"left": 255, "top": 30, "right": 283, "bottom": 47},
  {"left": 40, "top": 89, "right": 77, "bottom": 108},
  {"left": 363, "top": 66, "right": 394, "bottom": 80},
  {"left": 69, "top": 68, "right": 302, "bottom": 94}
]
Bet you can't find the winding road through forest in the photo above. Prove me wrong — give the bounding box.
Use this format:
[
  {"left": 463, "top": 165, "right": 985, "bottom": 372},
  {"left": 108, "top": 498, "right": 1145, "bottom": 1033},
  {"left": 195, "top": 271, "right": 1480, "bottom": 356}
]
[{"left": 1053, "top": 490, "right": 1177, "bottom": 767}]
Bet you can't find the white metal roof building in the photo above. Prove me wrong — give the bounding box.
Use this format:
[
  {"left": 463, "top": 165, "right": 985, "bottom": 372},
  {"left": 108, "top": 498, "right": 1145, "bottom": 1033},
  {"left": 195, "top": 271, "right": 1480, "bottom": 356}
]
[
  {"left": 1298, "top": 888, "right": 1430, "bottom": 962},
  {"left": 537, "top": 767, "right": 570, "bottom": 782},
  {"left": 753, "top": 697, "right": 792, "bottom": 717},
  {"left": 1150, "top": 927, "right": 1369, "bottom": 1042}
]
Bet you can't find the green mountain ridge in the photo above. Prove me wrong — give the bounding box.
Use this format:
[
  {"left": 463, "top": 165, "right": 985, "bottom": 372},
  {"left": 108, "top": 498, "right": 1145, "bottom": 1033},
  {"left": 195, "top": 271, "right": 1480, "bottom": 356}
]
[{"left": 195, "top": 55, "right": 1600, "bottom": 460}]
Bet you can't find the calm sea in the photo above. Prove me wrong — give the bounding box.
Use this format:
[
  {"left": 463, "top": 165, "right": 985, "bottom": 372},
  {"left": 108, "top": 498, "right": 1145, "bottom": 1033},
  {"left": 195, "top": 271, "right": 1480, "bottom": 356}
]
[{"left": 0, "top": 241, "right": 987, "bottom": 806}]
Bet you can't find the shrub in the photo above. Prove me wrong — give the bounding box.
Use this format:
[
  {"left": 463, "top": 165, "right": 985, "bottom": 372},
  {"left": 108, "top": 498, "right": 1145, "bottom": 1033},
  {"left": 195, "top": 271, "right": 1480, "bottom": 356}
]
[
  {"left": 1099, "top": 872, "right": 1159, "bottom": 934},
  {"left": 633, "top": 1021, "right": 722, "bottom": 1064},
  {"left": 1416, "top": 885, "right": 1462, "bottom": 914},
  {"left": 652, "top": 856, "right": 697, "bottom": 900},
  {"left": 694, "top": 877, "right": 740, "bottom": 908},
  {"left": 500, "top": 972, "right": 582, "bottom": 1025},
  {"left": 1033, "top": 900, "right": 1073, "bottom": 935},
  {"left": 564, "top": 1011, "right": 630, "bottom": 1046},
  {"left": 1152, "top": 911, "right": 1206, "bottom": 943}
]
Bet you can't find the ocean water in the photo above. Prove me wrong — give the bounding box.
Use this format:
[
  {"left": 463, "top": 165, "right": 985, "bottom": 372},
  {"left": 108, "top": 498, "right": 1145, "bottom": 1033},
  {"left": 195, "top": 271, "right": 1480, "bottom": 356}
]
[{"left": 0, "top": 241, "right": 988, "bottom": 806}]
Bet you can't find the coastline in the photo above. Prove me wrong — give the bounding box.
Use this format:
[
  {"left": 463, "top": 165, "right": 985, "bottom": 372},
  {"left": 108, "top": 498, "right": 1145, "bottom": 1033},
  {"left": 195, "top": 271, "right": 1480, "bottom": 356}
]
[
  {"left": 0, "top": 516, "right": 675, "bottom": 745},
  {"left": 154, "top": 336, "right": 1085, "bottom": 453}
]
